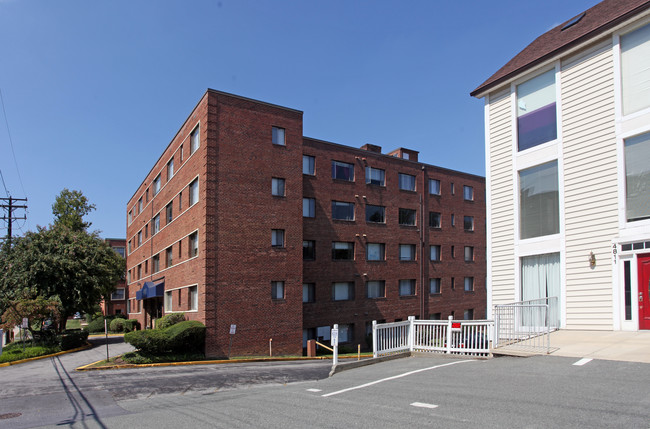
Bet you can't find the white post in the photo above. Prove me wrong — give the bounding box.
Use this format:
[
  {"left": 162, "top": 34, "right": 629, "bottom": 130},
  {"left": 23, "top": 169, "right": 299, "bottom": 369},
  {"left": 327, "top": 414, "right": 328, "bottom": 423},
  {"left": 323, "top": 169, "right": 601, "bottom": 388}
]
[
  {"left": 372, "top": 320, "right": 377, "bottom": 358},
  {"left": 331, "top": 324, "right": 339, "bottom": 366},
  {"left": 0, "top": 328, "right": 3, "bottom": 357},
  {"left": 446, "top": 315, "right": 453, "bottom": 354},
  {"left": 408, "top": 316, "right": 415, "bottom": 352}
]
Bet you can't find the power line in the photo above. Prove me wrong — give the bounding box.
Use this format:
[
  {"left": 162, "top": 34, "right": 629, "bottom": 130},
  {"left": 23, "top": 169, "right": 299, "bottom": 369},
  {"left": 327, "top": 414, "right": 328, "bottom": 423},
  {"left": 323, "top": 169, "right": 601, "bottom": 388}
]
[
  {"left": 0, "top": 168, "right": 9, "bottom": 198},
  {"left": 0, "top": 88, "right": 26, "bottom": 197},
  {"left": 0, "top": 196, "right": 27, "bottom": 246}
]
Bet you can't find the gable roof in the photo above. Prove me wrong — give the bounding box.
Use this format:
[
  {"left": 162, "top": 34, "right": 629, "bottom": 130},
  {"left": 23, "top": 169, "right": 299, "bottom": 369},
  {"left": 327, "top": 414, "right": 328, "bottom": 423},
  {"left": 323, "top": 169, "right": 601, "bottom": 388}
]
[{"left": 470, "top": 0, "right": 650, "bottom": 98}]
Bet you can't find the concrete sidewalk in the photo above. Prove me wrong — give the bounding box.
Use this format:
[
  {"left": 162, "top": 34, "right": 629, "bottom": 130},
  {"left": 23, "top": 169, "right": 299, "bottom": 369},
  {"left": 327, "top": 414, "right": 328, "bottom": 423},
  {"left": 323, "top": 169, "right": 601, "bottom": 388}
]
[{"left": 548, "top": 330, "right": 650, "bottom": 363}]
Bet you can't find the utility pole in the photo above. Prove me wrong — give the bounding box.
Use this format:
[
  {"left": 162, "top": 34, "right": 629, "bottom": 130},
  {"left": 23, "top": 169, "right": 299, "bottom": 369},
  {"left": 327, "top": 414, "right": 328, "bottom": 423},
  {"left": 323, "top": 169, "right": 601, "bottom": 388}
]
[{"left": 0, "top": 197, "right": 27, "bottom": 246}]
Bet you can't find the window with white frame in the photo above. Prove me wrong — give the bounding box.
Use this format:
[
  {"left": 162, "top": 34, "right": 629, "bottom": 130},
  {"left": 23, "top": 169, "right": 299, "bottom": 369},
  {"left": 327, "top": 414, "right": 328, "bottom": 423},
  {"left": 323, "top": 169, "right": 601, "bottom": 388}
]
[
  {"left": 332, "top": 242, "right": 354, "bottom": 260},
  {"left": 464, "top": 246, "right": 474, "bottom": 262},
  {"left": 365, "top": 204, "right": 385, "bottom": 223},
  {"left": 367, "top": 280, "right": 385, "bottom": 298},
  {"left": 153, "top": 175, "right": 161, "bottom": 195},
  {"left": 111, "top": 288, "right": 125, "bottom": 301},
  {"left": 138, "top": 197, "right": 143, "bottom": 213},
  {"left": 190, "top": 126, "right": 200, "bottom": 154},
  {"left": 153, "top": 214, "right": 160, "bottom": 235},
  {"left": 399, "top": 244, "right": 416, "bottom": 261},
  {"left": 464, "top": 216, "right": 474, "bottom": 231},
  {"left": 189, "top": 232, "right": 198, "bottom": 257},
  {"left": 189, "top": 179, "right": 199, "bottom": 206},
  {"left": 398, "top": 173, "right": 416, "bottom": 191},
  {"left": 429, "top": 278, "right": 441, "bottom": 294},
  {"left": 366, "top": 243, "right": 385, "bottom": 261},
  {"left": 303, "top": 155, "right": 315, "bottom": 175},
  {"left": 519, "top": 161, "right": 559, "bottom": 239},
  {"left": 167, "top": 158, "right": 174, "bottom": 181},
  {"left": 365, "top": 167, "right": 385, "bottom": 186},
  {"left": 166, "top": 203, "right": 173, "bottom": 224},
  {"left": 271, "top": 177, "right": 285, "bottom": 197},
  {"left": 164, "top": 291, "right": 172, "bottom": 312},
  {"left": 272, "top": 229, "right": 285, "bottom": 247},
  {"left": 332, "top": 201, "right": 354, "bottom": 221},
  {"left": 166, "top": 246, "right": 173, "bottom": 267},
  {"left": 430, "top": 245, "right": 441, "bottom": 261},
  {"left": 516, "top": 69, "right": 557, "bottom": 151},
  {"left": 463, "top": 185, "right": 474, "bottom": 201},
  {"left": 137, "top": 230, "right": 142, "bottom": 246},
  {"left": 399, "top": 279, "right": 416, "bottom": 296},
  {"left": 303, "top": 197, "right": 315, "bottom": 217},
  {"left": 128, "top": 209, "right": 132, "bottom": 225},
  {"left": 332, "top": 161, "right": 354, "bottom": 181},
  {"left": 303, "top": 283, "right": 315, "bottom": 303},
  {"left": 190, "top": 286, "right": 198, "bottom": 311},
  {"left": 399, "top": 208, "right": 416, "bottom": 226},
  {"left": 621, "top": 22, "right": 650, "bottom": 115},
  {"left": 272, "top": 127, "right": 285, "bottom": 145},
  {"left": 429, "top": 212, "right": 441, "bottom": 228},
  {"left": 303, "top": 240, "right": 315, "bottom": 260},
  {"left": 429, "top": 179, "right": 441, "bottom": 195},
  {"left": 152, "top": 254, "right": 160, "bottom": 273},
  {"left": 464, "top": 277, "right": 474, "bottom": 292},
  {"left": 332, "top": 282, "right": 354, "bottom": 301},
  {"left": 521, "top": 253, "right": 560, "bottom": 327},
  {"left": 624, "top": 132, "right": 650, "bottom": 222},
  {"left": 271, "top": 281, "right": 285, "bottom": 299}
]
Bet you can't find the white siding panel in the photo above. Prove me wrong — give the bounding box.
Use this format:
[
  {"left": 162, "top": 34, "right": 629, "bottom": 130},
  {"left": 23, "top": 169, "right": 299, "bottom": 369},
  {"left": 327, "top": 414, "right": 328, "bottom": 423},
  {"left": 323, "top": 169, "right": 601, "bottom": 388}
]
[{"left": 561, "top": 44, "right": 617, "bottom": 330}]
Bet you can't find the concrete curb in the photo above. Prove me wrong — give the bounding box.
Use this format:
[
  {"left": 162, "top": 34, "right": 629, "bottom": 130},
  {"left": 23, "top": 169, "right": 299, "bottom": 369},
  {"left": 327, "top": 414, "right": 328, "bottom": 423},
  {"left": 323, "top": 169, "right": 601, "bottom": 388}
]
[
  {"left": 329, "top": 352, "right": 411, "bottom": 376},
  {"left": 0, "top": 342, "right": 93, "bottom": 367}
]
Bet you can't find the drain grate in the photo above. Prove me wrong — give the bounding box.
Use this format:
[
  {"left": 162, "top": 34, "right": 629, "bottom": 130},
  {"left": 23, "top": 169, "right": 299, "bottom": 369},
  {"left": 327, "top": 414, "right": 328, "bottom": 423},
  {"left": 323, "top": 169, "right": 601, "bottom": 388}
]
[{"left": 0, "top": 413, "right": 22, "bottom": 419}]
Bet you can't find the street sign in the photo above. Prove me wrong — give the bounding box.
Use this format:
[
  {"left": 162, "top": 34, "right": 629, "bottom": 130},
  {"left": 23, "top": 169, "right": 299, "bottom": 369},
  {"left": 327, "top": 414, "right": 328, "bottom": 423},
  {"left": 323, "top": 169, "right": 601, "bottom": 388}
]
[
  {"left": 230, "top": 324, "right": 237, "bottom": 335},
  {"left": 451, "top": 322, "right": 462, "bottom": 332},
  {"left": 331, "top": 328, "right": 339, "bottom": 346}
]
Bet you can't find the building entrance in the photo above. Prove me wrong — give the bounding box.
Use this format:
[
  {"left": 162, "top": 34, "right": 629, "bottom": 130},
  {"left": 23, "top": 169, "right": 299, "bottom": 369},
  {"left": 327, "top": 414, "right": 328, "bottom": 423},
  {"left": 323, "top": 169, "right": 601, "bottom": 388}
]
[{"left": 639, "top": 254, "right": 650, "bottom": 330}]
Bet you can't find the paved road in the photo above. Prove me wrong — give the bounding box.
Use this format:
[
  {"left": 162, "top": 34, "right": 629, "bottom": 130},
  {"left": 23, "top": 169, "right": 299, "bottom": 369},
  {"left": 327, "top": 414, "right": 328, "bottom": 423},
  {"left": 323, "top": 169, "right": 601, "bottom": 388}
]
[{"left": 2, "top": 341, "right": 649, "bottom": 428}]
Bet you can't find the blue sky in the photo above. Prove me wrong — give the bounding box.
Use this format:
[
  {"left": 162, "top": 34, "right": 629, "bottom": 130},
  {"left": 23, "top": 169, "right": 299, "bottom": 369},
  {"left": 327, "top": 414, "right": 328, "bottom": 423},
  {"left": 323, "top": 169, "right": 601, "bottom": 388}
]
[{"left": 0, "top": 0, "right": 597, "bottom": 239}]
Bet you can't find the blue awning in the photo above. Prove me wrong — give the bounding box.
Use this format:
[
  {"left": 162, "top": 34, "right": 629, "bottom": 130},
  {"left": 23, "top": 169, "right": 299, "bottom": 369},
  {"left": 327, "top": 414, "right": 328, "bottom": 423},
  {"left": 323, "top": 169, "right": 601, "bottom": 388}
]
[{"left": 136, "top": 281, "right": 165, "bottom": 300}]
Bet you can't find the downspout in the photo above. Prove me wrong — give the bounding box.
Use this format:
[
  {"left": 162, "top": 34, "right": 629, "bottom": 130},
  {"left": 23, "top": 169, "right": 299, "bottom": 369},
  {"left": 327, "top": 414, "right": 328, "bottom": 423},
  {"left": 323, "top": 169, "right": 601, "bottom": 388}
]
[{"left": 420, "top": 166, "right": 426, "bottom": 319}]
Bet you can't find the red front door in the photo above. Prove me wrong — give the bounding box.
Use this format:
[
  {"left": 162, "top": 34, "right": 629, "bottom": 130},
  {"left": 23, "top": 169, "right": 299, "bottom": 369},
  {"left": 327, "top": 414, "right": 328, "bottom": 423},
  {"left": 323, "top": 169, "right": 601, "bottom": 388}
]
[{"left": 639, "top": 254, "right": 650, "bottom": 330}]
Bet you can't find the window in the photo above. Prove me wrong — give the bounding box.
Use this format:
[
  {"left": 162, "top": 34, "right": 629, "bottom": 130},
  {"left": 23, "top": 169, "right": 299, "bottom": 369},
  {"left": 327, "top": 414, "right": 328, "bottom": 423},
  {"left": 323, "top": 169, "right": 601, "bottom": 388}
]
[
  {"left": 332, "top": 282, "right": 354, "bottom": 301},
  {"left": 366, "top": 243, "right": 385, "bottom": 261},
  {"left": 399, "top": 279, "right": 416, "bottom": 296},
  {"left": 464, "top": 309, "right": 474, "bottom": 320},
  {"left": 365, "top": 204, "right": 385, "bottom": 223},
  {"left": 365, "top": 167, "right": 385, "bottom": 186},
  {"left": 128, "top": 240, "right": 132, "bottom": 254},
  {"left": 451, "top": 245, "right": 455, "bottom": 258},
  {"left": 521, "top": 253, "right": 560, "bottom": 326},
  {"left": 272, "top": 178, "right": 285, "bottom": 197},
  {"left": 164, "top": 291, "right": 172, "bottom": 312},
  {"left": 621, "top": 22, "right": 650, "bottom": 115},
  {"left": 111, "top": 288, "right": 125, "bottom": 301},
  {"left": 464, "top": 277, "right": 474, "bottom": 292},
  {"left": 166, "top": 247, "right": 173, "bottom": 268},
  {"left": 128, "top": 210, "right": 132, "bottom": 225},
  {"left": 179, "top": 191, "right": 183, "bottom": 211},
  {"left": 153, "top": 214, "right": 160, "bottom": 235},
  {"left": 464, "top": 246, "right": 474, "bottom": 262},
  {"left": 166, "top": 203, "right": 173, "bottom": 224},
  {"left": 167, "top": 158, "right": 174, "bottom": 181},
  {"left": 152, "top": 254, "right": 160, "bottom": 273},
  {"left": 399, "top": 208, "right": 416, "bottom": 226},
  {"left": 303, "top": 283, "right": 315, "bottom": 303},
  {"left": 303, "top": 240, "right": 315, "bottom": 260},
  {"left": 137, "top": 264, "right": 142, "bottom": 279},
  {"left": 451, "top": 182, "right": 455, "bottom": 195},
  {"left": 303, "top": 155, "right": 315, "bottom": 175},
  {"left": 180, "top": 144, "right": 184, "bottom": 162},
  {"left": 517, "top": 69, "right": 557, "bottom": 151},
  {"left": 398, "top": 173, "right": 415, "bottom": 191},
  {"left": 430, "top": 313, "right": 441, "bottom": 320},
  {"left": 624, "top": 132, "right": 650, "bottom": 222},
  {"left": 189, "top": 232, "right": 198, "bottom": 257},
  {"left": 332, "top": 201, "right": 355, "bottom": 221},
  {"left": 430, "top": 245, "right": 441, "bottom": 261},
  {"left": 271, "top": 281, "right": 285, "bottom": 299},
  {"left": 138, "top": 197, "right": 143, "bottom": 213},
  {"left": 332, "top": 242, "right": 354, "bottom": 260},
  {"left": 520, "top": 161, "right": 559, "bottom": 239},
  {"left": 113, "top": 246, "right": 125, "bottom": 258},
  {"left": 190, "top": 286, "right": 198, "bottom": 311},
  {"left": 190, "top": 126, "right": 200, "bottom": 154},
  {"left": 463, "top": 185, "right": 474, "bottom": 201},
  {"left": 464, "top": 216, "right": 474, "bottom": 231},
  {"left": 451, "top": 214, "right": 455, "bottom": 227},
  {"left": 332, "top": 161, "right": 354, "bottom": 181},
  {"left": 153, "top": 175, "right": 161, "bottom": 195},
  {"left": 189, "top": 179, "right": 199, "bottom": 206},
  {"left": 399, "top": 244, "right": 416, "bottom": 261},
  {"left": 367, "top": 280, "right": 385, "bottom": 298},
  {"left": 146, "top": 188, "right": 149, "bottom": 202},
  {"left": 338, "top": 324, "right": 352, "bottom": 343},
  {"left": 429, "top": 212, "right": 441, "bottom": 228},
  {"left": 430, "top": 278, "right": 441, "bottom": 294},
  {"left": 429, "top": 179, "right": 441, "bottom": 195},
  {"left": 451, "top": 278, "right": 455, "bottom": 290},
  {"left": 145, "top": 224, "right": 148, "bottom": 238},
  {"left": 303, "top": 198, "right": 315, "bottom": 218},
  {"left": 144, "top": 260, "right": 148, "bottom": 274},
  {"left": 137, "top": 230, "right": 142, "bottom": 246},
  {"left": 272, "top": 229, "right": 285, "bottom": 247},
  {"left": 272, "top": 126, "right": 285, "bottom": 145}
]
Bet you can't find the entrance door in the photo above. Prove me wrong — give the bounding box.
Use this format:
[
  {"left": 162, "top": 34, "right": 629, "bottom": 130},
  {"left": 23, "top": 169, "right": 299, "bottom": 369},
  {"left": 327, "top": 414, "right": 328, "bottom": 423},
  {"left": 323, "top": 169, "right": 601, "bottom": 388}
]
[{"left": 639, "top": 254, "right": 650, "bottom": 330}]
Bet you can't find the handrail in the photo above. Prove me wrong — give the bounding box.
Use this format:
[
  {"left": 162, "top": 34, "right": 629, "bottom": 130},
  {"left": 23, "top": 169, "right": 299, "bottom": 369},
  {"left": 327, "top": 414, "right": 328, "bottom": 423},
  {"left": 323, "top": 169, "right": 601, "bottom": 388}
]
[{"left": 314, "top": 340, "right": 333, "bottom": 352}]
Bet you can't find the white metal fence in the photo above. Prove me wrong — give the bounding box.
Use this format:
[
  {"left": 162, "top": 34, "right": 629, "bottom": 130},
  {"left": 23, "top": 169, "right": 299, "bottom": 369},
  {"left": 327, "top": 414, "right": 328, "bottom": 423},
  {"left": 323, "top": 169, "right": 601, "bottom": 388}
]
[
  {"left": 493, "top": 297, "right": 559, "bottom": 354},
  {"left": 372, "top": 316, "right": 493, "bottom": 358}
]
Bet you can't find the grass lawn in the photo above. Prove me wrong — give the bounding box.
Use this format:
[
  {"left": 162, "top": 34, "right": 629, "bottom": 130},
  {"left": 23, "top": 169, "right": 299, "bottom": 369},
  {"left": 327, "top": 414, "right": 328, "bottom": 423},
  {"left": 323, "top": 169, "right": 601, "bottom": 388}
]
[
  {"left": 0, "top": 341, "right": 60, "bottom": 364},
  {"left": 66, "top": 319, "right": 82, "bottom": 330}
]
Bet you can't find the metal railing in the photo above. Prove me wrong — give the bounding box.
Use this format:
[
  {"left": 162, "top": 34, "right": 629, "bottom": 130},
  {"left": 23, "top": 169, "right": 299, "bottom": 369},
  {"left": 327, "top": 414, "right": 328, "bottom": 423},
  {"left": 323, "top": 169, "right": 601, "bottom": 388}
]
[
  {"left": 373, "top": 316, "right": 493, "bottom": 358},
  {"left": 493, "top": 297, "right": 559, "bottom": 354}
]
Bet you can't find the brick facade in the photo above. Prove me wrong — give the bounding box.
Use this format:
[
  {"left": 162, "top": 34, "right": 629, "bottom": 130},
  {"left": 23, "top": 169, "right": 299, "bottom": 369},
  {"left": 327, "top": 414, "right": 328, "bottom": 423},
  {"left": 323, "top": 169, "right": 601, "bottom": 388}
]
[
  {"left": 100, "top": 238, "right": 127, "bottom": 316},
  {"left": 125, "top": 89, "right": 485, "bottom": 358}
]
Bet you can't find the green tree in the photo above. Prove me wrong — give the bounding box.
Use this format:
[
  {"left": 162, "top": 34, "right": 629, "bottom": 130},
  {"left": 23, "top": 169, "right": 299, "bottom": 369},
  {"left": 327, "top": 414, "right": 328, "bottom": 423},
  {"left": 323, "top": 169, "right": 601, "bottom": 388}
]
[
  {"left": 52, "top": 188, "right": 96, "bottom": 231},
  {"left": 0, "top": 296, "right": 61, "bottom": 342}
]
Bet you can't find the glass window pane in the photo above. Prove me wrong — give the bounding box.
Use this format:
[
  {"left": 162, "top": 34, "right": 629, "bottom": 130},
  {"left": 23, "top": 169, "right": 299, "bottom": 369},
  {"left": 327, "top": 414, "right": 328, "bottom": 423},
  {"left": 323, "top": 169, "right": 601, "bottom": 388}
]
[
  {"left": 621, "top": 22, "right": 650, "bottom": 115},
  {"left": 517, "top": 69, "right": 557, "bottom": 150},
  {"left": 624, "top": 132, "right": 650, "bottom": 221},
  {"left": 519, "top": 161, "right": 559, "bottom": 239},
  {"left": 303, "top": 155, "right": 315, "bottom": 175},
  {"left": 429, "top": 179, "right": 440, "bottom": 195}
]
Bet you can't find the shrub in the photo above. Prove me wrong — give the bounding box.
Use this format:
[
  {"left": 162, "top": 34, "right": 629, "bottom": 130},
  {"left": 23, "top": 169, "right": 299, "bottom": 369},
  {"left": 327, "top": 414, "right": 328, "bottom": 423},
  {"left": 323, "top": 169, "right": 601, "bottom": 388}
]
[
  {"left": 124, "top": 319, "right": 140, "bottom": 332},
  {"left": 85, "top": 316, "right": 106, "bottom": 333},
  {"left": 60, "top": 329, "right": 89, "bottom": 350},
  {"left": 124, "top": 329, "right": 169, "bottom": 354},
  {"left": 165, "top": 320, "right": 205, "bottom": 353},
  {"left": 156, "top": 313, "right": 185, "bottom": 330},
  {"left": 109, "top": 318, "right": 126, "bottom": 333}
]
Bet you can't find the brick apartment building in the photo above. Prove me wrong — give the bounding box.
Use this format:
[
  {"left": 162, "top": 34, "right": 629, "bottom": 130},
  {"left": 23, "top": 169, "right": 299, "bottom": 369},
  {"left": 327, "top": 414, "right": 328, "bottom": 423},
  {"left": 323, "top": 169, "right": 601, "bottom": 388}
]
[
  {"left": 100, "top": 238, "right": 127, "bottom": 316},
  {"left": 125, "top": 89, "right": 485, "bottom": 357}
]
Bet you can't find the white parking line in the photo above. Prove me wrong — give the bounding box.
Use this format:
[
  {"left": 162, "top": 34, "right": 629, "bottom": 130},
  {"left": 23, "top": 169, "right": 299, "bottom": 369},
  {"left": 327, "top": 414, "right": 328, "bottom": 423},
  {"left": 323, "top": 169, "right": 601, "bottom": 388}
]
[
  {"left": 321, "top": 360, "right": 474, "bottom": 397},
  {"left": 573, "top": 358, "right": 593, "bottom": 366},
  {"left": 306, "top": 388, "right": 322, "bottom": 392},
  {"left": 411, "top": 402, "right": 438, "bottom": 409}
]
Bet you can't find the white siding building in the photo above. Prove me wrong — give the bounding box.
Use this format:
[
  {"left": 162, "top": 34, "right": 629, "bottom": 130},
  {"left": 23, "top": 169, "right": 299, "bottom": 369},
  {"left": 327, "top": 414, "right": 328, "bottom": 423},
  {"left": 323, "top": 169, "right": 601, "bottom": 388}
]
[{"left": 471, "top": 0, "right": 650, "bottom": 331}]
